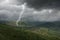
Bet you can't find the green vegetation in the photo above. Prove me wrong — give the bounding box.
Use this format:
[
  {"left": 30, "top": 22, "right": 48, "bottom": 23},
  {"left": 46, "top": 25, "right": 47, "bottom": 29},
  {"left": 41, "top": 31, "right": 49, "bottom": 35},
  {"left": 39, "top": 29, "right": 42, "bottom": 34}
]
[
  {"left": 0, "top": 24, "right": 45, "bottom": 40},
  {"left": 0, "top": 24, "right": 60, "bottom": 40}
]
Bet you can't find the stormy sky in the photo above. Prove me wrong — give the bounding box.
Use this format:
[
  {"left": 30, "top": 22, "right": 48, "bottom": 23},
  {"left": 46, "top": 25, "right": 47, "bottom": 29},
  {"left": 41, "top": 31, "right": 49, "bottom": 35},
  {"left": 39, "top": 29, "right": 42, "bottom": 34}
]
[
  {"left": 0, "top": 0, "right": 60, "bottom": 22},
  {"left": 25, "top": 0, "right": 60, "bottom": 9}
]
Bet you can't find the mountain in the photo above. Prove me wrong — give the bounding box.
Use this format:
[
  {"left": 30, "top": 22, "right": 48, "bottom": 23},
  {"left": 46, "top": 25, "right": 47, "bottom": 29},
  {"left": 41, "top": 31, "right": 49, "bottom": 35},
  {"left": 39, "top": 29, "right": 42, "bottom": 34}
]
[
  {"left": 0, "top": 24, "right": 46, "bottom": 40},
  {"left": 24, "top": 21, "right": 60, "bottom": 28},
  {"left": 0, "top": 24, "right": 60, "bottom": 40}
]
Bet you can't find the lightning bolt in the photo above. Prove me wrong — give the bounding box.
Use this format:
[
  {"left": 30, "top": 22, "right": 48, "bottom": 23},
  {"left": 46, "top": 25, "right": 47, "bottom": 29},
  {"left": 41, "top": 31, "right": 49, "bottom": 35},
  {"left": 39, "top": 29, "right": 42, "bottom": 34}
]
[{"left": 16, "top": 3, "right": 26, "bottom": 26}]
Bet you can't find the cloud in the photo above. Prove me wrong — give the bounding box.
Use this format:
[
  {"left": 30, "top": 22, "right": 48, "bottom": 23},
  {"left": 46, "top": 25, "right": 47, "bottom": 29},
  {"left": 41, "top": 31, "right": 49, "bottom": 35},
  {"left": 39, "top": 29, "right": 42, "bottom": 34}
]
[
  {"left": 0, "top": 0, "right": 60, "bottom": 22},
  {"left": 32, "top": 9, "right": 60, "bottom": 22},
  {"left": 0, "top": 0, "right": 24, "bottom": 20},
  {"left": 25, "top": 0, "right": 60, "bottom": 9}
]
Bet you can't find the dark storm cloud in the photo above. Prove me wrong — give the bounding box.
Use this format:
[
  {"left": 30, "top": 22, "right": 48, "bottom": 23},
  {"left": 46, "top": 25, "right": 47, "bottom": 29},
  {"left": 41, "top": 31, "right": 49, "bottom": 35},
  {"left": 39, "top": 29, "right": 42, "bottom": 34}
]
[
  {"left": 0, "top": 0, "right": 60, "bottom": 22},
  {"left": 24, "top": 0, "right": 60, "bottom": 9},
  {"left": 15, "top": 0, "right": 25, "bottom": 5}
]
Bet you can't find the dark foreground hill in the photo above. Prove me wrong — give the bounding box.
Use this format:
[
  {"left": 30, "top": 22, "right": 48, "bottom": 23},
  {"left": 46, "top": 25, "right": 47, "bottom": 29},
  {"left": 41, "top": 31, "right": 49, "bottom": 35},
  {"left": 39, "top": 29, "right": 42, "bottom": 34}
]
[
  {"left": 0, "top": 24, "right": 46, "bottom": 40},
  {"left": 0, "top": 24, "right": 60, "bottom": 40}
]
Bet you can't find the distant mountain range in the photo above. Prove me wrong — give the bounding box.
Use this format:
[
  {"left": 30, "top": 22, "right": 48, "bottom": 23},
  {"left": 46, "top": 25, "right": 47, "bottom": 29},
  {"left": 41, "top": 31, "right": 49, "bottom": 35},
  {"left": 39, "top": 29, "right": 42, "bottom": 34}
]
[
  {"left": 0, "top": 13, "right": 60, "bottom": 28},
  {"left": 0, "top": 19, "right": 60, "bottom": 28},
  {"left": 25, "top": 21, "right": 60, "bottom": 28}
]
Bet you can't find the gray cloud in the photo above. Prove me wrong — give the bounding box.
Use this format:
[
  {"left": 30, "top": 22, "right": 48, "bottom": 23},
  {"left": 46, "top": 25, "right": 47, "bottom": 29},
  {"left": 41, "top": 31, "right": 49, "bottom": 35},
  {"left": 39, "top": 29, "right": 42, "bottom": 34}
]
[
  {"left": 24, "top": 0, "right": 60, "bottom": 9},
  {"left": 32, "top": 9, "right": 60, "bottom": 22},
  {"left": 0, "top": 0, "right": 60, "bottom": 22}
]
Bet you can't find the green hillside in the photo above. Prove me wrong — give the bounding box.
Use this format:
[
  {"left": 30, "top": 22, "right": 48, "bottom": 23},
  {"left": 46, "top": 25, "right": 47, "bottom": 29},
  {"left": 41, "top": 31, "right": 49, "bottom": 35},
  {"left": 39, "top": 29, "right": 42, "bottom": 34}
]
[
  {"left": 0, "top": 24, "right": 45, "bottom": 40},
  {"left": 0, "top": 24, "right": 60, "bottom": 40}
]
